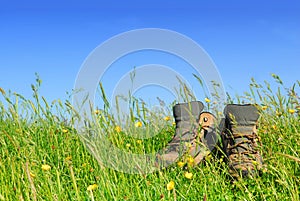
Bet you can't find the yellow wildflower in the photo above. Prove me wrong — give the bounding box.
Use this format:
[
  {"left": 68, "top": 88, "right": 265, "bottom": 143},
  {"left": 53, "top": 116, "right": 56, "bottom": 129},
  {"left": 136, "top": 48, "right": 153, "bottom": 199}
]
[
  {"left": 261, "top": 105, "right": 268, "bottom": 110},
  {"left": 184, "top": 142, "right": 192, "bottom": 148},
  {"left": 187, "top": 157, "right": 194, "bottom": 166},
  {"left": 30, "top": 172, "right": 36, "bottom": 178},
  {"left": 136, "top": 140, "right": 142, "bottom": 144},
  {"left": 94, "top": 110, "right": 101, "bottom": 115},
  {"left": 115, "top": 126, "right": 122, "bottom": 133},
  {"left": 272, "top": 125, "right": 277, "bottom": 130},
  {"left": 87, "top": 184, "right": 98, "bottom": 191},
  {"left": 177, "top": 161, "right": 185, "bottom": 168},
  {"left": 126, "top": 143, "right": 131, "bottom": 148},
  {"left": 135, "top": 121, "right": 142, "bottom": 128},
  {"left": 166, "top": 181, "right": 175, "bottom": 191},
  {"left": 288, "top": 109, "right": 295, "bottom": 114},
  {"left": 204, "top": 98, "right": 211, "bottom": 103},
  {"left": 184, "top": 172, "right": 193, "bottom": 179},
  {"left": 41, "top": 164, "right": 51, "bottom": 171},
  {"left": 65, "top": 156, "right": 72, "bottom": 161},
  {"left": 276, "top": 110, "right": 282, "bottom": 116},
  {"left": 172, "top": 122, "right": 176, "bottom": 126},
  {"left": 164, "top": 116, "right": 171, "bottom": 121},
  {"left": 62, "top": 129, "right": 68, "bottom": 133}
]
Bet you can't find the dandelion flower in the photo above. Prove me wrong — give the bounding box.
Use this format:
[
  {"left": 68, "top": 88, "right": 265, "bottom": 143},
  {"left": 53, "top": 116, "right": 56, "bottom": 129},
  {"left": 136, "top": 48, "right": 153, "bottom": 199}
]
[
  {"left": 87, "top": 184, "right": 98, "bottom": 191},
  {"left": 172, "top": 122, "right": 176, "bottom": 126},
  {"left": 94, "top": 110, "right": 100, "bottom": 115},
  {"left": 177, "top": 161, "right": 185, "bottom": 168},
  {"left": 126, "top": 143, "right": 131, "bottom": 148},
  {"left": 41, "top": 164, "right": 51, "bottom": 171},
  {"left": 204, "top": 98, "right": 211, "bottom": 103},
  {"left": 135, "top": 121, "right": 142, "bottom": 128},
  {"left": 184, "top": 172, "right": 193, "bottom": 179},
  {"left": 62, "top": 129, "right": 68, "bottom": 133},
  {"left": 288, "top": 109, "right": 295, "bottom": 114},
  {"left": 115, "top": 126, "right": 122, "bottom": 133},
  {"left": 136, "top": 140, "right": 142, "bottom": 144},
  {"left": 164, "top": 116, "right": 171, "bottom": 121},
  {"left": 166, "top": 181, "right": 175, "bottom": 191}
]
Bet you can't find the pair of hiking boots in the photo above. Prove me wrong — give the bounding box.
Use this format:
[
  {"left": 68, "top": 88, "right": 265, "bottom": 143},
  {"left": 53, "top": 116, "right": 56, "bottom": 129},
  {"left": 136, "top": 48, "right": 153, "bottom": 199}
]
[{"left": 156, "top": 101, "right": 263, "bottom": 179}]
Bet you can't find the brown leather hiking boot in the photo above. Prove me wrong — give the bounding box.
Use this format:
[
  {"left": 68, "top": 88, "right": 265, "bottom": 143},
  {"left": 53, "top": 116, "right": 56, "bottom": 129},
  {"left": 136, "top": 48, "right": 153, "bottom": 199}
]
[
  {"left": 156, "top": 101, "right": 217, "bottom": 168},
  {"left": 222, "top": 104, "right": 263, "bottom": 178}
]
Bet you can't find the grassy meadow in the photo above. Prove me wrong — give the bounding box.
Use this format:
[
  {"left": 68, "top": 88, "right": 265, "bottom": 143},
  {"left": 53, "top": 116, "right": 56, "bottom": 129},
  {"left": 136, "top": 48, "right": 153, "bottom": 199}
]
[{"left": 0, "top": 75, "right": 299, "bottom": 200}]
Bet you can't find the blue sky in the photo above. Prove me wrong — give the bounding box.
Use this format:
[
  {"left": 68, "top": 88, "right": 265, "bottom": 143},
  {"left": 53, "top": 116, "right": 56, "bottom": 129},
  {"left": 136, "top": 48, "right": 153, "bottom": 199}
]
[{"left": 0, "top": 1, "right": 299, "bottom": 108}]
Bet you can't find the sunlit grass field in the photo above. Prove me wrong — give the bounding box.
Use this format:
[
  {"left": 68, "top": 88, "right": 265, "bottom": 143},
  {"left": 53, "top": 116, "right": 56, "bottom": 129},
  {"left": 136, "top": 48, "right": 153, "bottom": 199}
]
[{"left": 0, "top": 75, "right": 299, "bottom": 200}]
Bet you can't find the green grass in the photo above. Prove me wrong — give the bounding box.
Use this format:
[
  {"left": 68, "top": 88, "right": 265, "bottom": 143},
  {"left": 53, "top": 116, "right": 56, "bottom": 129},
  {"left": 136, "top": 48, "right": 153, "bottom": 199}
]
[{"left": 0, "top": 75, "right": 299, "bottom": 200}]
